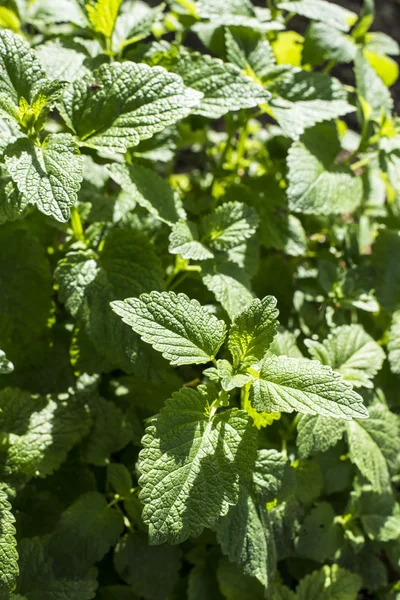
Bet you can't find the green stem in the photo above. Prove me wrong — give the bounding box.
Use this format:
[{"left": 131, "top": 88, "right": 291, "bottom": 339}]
[{"left": 71, "top": 206, "right": 84, "bottom": 242}]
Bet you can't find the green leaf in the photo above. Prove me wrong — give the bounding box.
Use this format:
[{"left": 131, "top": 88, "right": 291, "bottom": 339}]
[
  {"left": 297, "top": 415, "right": 345, "bottom": 458},
  {"left": 0, "top": 226, "right": 52, "bottom": 366},
  {"left": 346, "top": 403, "right": 400, "bottom": 492},
  {"left": 295, "top": 502, "right": 342, "bottom": 562},
  {"left": 216, "top": 557, "right": 265, "bottom": 600},
  {"left": 287, "top": 123, "right": 363, "bottom": 214},
  {"left": 224, "top": 28, "right": 276, "bottom": 81},
  {"left": 355, "top": 50, "right": 393, "bottom": 118},
  {"left": 86, "top": 0, "right": 122, "bottom": 42},
  {"left": 0, "top": 350, "right": 14, "bottom": 374},
  {"left": 356, "top": 490, "right": 400, "bottom": 543},
  {"left": 114, "top": 532, "right": 182, "bottom": 600},
  {"left": 372, "top": 229, "right": 400, "bottom": 312},
  {"left": 196, "top": 0, "right": 283, "bottom": 30},
  {"left": 202, "top": 201, "right": 259, "bottom": 251},
  {"left": 36, "top": 40, "right": 91, "bottom": 82},
  {"left": 55, "top": 227, "right": 165, "bottom": 372},
  {"left": 82, "top": 397, "right": 134, "bottom": 466},
  {"left": 0, "top": 30, "right": 47, "bottom": 121},
  {"left": 0, "top": 387, "right": 92, "bottom": 481},
  {"left": 138, "top": 386, "right": 257, "bottom": 544},
  {"left": 202, "top": 264, "right": 254, "bottom": 321},
  {"left": 388, "top": 311, "right": 400, "bottom": 375},
  {"left": 268, "top": 329, "right": 303, "bottom": 359},
  {"left": 303, "top": 22, "right": 356, "bottom": 66},
  {"left": 111, "top": 291, "right": 227, "bottom": 366},
  {"left": 0, "top": 489, "right": 18, "bottom": 595},
  {"left": 60, "top": 62, "right": 202, "bottom": 152},
  {"left": 169, "top": 220, "right": 214, "bottom": 261},
  {"left": 228, "top": 296, "right": 279, "bottom": 368},
  {"left": 216, "top": 359, "right": 252, "bottom": 391},
  {"left": 5, "top": 134, "right": 83, "bottom": 223},
  {"left": 107, "top": 463, "right": 133, "bottom": 498},
  {"left": 16, "top": 536, "right": 98, "bottom": 600},
  {"left": 250, "top": 355, "right": 368, "bottom": 419},
  {"left": 277, "top": 1, "right": 357, "bottom": 32},
  {"left": 49, "top": 491, "right": 124, "bottom": 576},
  {"left": 296, "top": 564, "right": 362, "bottom": 600},
  {"left": 252, "top": 449, "right": 289, "bottom": 502},
  {"left": 305, "top": 324, "right": 385, "bottom": 388},
  {"left": 107, "top": 162, "right": 181, "bottom": 225},
  {"left": 170, "top": 47, "right": 271, "bottom": 119},
  {"left": 216, "top": 485, "right": 276, "bottom": 590},
  {"left": 268, "top": 70, "right": 355, "bottom": 139}
]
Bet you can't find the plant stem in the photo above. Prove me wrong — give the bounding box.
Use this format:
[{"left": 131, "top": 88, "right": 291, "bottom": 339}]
[{"left": 71, "top": 206, "right": 84, "bottom": 242}]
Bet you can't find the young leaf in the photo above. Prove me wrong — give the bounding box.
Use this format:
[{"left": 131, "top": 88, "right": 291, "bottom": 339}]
[
  {"left": 250, "top": 355, "right": 369, "bottom": 420},
  {"left": 287, "top": 123, "right": 363, "bottom": 214},
  {"left": 0, "top": 29, "right": 47, "bottom": 121},
  {"left": 5, "top": 134, "right": 83, "bottom": 223},
  {"left": 388, "top": 311, "right": 400, "bottom": 375},
  {"left": 60, "top": 62, "right": 202, "bottom": 152},
  {"left": 203, "top": 201, "right": 259, "bottom": 252},
  {"left": 114, "top": 532, "right": 182, "bottom": 600},
  {"left": 202, "top": 264, "right": 255, "bottom": 321},
  {"left": 86, "top": 0, "right": 122, "bottom": 43},
  {"left": 346, "top": 403, "right": 400, "bottom": 493},
  {"left": 111, "top": 291, "right": 227, "bottom": 366},
  {"left": 0, "top": 489, "right": 18, "bottom": 595},
  {"left": 138, "top": 386, "right": 257, "bottom": 544},
  {"left": 228, "top": 296, "right": 279, "bottom": 367},
  {"left": 216, "top": 359, "right": 252, "bottom": 391},
  {"left": 49, "top": 491, "right": 124, "bottom": 576},
  {"left": 305, "top": 324, "right": 385, "bottom": 388}
]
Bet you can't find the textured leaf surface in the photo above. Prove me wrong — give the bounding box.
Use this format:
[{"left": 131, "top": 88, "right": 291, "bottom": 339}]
[
  {"left": 0, "top": 30, "right": 47, "bottom": 119},
  {"left": 305, "top": 324, "right": 385, "bottom": 388},
  {"left": 295, "top": 503, "right": 342, "bottom": 562},
  {"left": 114, "top": 532, "right": 182, "bottom": 600},
  {"left": 56, "top": 228, "right": 164, "bottom": 372},
  {"left": 346, "top": 403, "right": 400, "bottom": 492},
  {"left": 388, "top": 311, "right": 400, "bottom": 375},
  {"left": 278, "top": 0, "right": 357, "bottom": 31},
  {"left": 287, "top": 124, "right": 363, "bottom": 214},
  {"left": 203, "top": 201, "right": 259, "bottom": 252},
  {"left": 253, "top": 449, "right": 289, "bottom": 502},
  {"left": 5, "top": 134, "right": 83, "bottom": 222},
  {"left": 303, "top": 22, "right": 356, "bottom": 66},
  {"left": 107, "top": 162, "right": 181, "bottom": 225},
  {"left": 60, "top": 62, "right": 201, "bottom": 152},
  {"left": 171, "top": 48, "right": 270, "bottom": 119},
  {"left": 138, "top": 386, "right": 257, "bottom": 544},
  {"left": 112, "top": 291, "right": 227, "bottom": 366},
  {"left": 86, "top": 0, "right": 122, "bottom": 41},
  {"left": 49, "top": 491, "right": 124, "bottom": 576},
  {"left": 297, "top": 415, "right": 345, "bottom": 458},
  {"left": 228, "top": 296, "right": 279, "bottom": 367},
  {"left": 216, "top": 485, "right": 276, "bottom": 589},
  {"left": 297, "top": 564, "right": 362, "bottom": 600},
  {"left": 268, "top": 70, "right": 354, "bottom": 139},
  {"left": 250, "top": 355, "right": 368, "bottom": 419},
  {"left": 355, "top": 50, "right": 393, "bottom": 117},
  {"left": 202, "top": 264, "right": 254, "bottom": 321},
  {"left": 0, "top": 387, "right": 92, "bottom": 480},
  {"left": 0, "top": 489, "right": 18, "bottom": 595}
]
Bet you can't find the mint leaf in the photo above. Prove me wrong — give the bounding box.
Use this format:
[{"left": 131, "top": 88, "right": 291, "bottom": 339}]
[
  {"left": 60, "top": 62, "right": 201, "bottom": 152},
  {"left": 0, "top": 349, "right": 14, "bottom": 374},
  {"left": 297, "top": 415, "right": 345, "bottom": 458},
  {"left": 295, "top": 503, "right": 342, "bottom": 562},
  {"left": 138, "top": 386, "right": 257, "bottom": 544},
  {"left": 86, "top": 0, "right": 122, "bottom": 43},
  {"left": 388, "top": 311, "right": 400, "bottom": 375},
  {"left": 346, "top": 403, "right": 400, "bottom": 493},
  {"left": 107, "top": 162, "right": 181, "bottom": 225},
  {"left": 278, "top": 1, "right": 357, "bottom": 31},
  {"left": 216, "top": 359, "right": 252, "bottom": 391},
  {"left": 296, "top": 564, "right": 362, "bottom": 600},
  {"left": 355, "top": 50, "right": 393, "bottom": 118},
  {"left": 202, "top": 261, "right": 255, "bottom": 320},
  {"left": 0, "top": 489, "right": 18, "bottom": 595},
  {"left": 287, "top": 124, "right": 363, "bottom": 214},
  {"left": 228, "top": 296, "right": 279, "bottom": 367},
  {"left": 216, "top": 486, "right": 276, "bottom": 590},
  {"left": 5, "top": 134, "right": 83, "bottom": 222},
  {"left": 203, "top": 201, "right": 259, "bottom": 252},
  {"left": 111, "top": 291, "right": 227, "bottom": 366},
  {"left": 114, "top": 532, "right": 182, "bottom": 600},
  {"left": 305, "top": 324, "right": 385, "bottom": 388},
  {"left": 250, "top": 355, "right": 368, "bottom": 419},
  {"left": 268, "top": 70, "right": 355, "bottom": 139},
  {"left": 169, "top": 220, "right": 214, "bottom": 261},
  {"left": 0, "top": 387, "right": 92, "bottom": 480},
  {"left": 372, "top": 229, "right": 400, "bottom": 312},
  {"left": 49, "top": 491, "right": 124, "bottom": 576}
]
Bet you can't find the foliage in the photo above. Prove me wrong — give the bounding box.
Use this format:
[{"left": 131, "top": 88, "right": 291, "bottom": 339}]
[{"left": 0, "top": 0, "right": 399, "bottom": 598}]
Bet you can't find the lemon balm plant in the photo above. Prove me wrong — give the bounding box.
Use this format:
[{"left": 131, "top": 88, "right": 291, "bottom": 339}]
[{"left": 0, "top": 0, "right": 399, "bottom": 598}]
